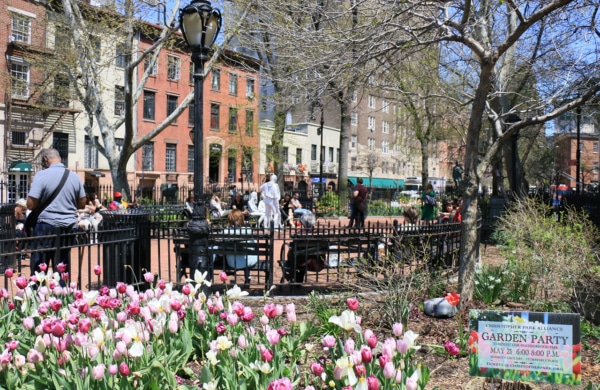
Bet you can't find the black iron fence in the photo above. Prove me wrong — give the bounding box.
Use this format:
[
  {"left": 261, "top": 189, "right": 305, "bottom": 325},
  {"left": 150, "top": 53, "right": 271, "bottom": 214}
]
[{"left": 0, "top": 203, "right": 469, "bottom": 294}]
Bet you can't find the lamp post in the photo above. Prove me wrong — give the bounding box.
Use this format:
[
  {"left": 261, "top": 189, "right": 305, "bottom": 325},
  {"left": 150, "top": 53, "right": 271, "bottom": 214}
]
[{"left": 179, "top": 0, "right": 222, "bottom": 287}]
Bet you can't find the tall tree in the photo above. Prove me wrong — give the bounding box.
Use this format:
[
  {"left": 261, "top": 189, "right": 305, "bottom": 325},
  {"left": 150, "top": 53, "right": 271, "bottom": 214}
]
[
  {"left": 51, "top": 0, "right": 251, "bottom": 199},
  {"left": 382, "top": 0, "right": 600, "bottom": 301}
]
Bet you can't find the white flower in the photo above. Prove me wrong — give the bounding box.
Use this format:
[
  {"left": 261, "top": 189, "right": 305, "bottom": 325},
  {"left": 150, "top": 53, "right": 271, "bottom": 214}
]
[
  {"left": 335, "top": 356, "right": 357, "bottom": 385},
  {"left": 206, "top": 350, "right": 219, "bottom": 366},
  {"left": 187, "top": 270, "right": 212, "bottom": 287},
  {"left": 249, "top": 360, "right": 274, "bottom": 374},
  {"left": 203, "top": 380, "right": 218, "bottom": 390},
  {"left": 226, "top": 285, "right": 249, "bottom": 301},
  {"left": 403, "top": 330, "right": 421, "bottom": 350},
  {"left": 215, "top": 336, "right": 233, "bottom": 351},
  {"left": 329, "top": 310, "right": 361, "bottom": 332},
  {"left": 120, "top": 324, "right": 145, "bottom": 357}
]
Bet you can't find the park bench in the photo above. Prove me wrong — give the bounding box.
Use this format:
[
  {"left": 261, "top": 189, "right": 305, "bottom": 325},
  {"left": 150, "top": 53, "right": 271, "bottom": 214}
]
[
  {"left": 173, "top": 226, "right": 275, "bottom": 290},
  {"left": 278, "top": 227, "right": 385, "bottom": 288},
  {"left": 390, "top": 221, "right": 461, "bottom": 271}
]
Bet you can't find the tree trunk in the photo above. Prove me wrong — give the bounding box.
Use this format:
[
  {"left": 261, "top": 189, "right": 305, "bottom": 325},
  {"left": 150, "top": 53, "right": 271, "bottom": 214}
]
[
  {"left": 337, "top": 90, "right": 351, "bottom": 211},
  {"left": 458, "top": 59, "right": 495, "bottom": 302}
]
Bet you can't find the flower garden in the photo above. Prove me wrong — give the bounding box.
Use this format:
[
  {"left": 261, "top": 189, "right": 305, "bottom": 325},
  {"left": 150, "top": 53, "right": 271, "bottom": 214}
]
[{"left": 0, "top": 266, "right": 431, "bottom": 390}]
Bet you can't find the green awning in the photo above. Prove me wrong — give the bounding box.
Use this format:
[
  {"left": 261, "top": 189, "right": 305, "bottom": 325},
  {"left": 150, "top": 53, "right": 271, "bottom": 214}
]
[
  {"left": 8, "top": 161, "right": 33, "bottom": 172},
  {"left": 348, "top": 177, "right": 404, "bottom": 188}
]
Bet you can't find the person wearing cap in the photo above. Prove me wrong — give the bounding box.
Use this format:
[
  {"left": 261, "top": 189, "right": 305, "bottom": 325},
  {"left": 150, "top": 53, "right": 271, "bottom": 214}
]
[{"left": 109, "top": 192, "right": 125, "bottom": 211}]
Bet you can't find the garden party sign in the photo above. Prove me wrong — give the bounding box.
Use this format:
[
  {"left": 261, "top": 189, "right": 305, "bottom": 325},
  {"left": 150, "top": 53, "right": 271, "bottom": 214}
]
[{"left": 469, "top": 310, "right": 581, "bottom": 385}]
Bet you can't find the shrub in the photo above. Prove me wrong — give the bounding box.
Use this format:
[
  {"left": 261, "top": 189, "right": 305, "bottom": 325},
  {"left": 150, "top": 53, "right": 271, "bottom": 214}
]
[{"left": 495, "top": 197, "right": 600, "bottom": 320}]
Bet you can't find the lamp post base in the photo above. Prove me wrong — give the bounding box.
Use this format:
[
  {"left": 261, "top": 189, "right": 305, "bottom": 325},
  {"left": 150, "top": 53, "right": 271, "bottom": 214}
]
[{"left": 188, "top": 212, "right": 212, "bottom": 296}]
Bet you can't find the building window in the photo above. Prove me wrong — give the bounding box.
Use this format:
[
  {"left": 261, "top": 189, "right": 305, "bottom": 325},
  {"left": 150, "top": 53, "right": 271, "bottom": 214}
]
[
  {"left": 52, "top": 74, "right": 70, "bottom": 108},
  {"left": 351, "top": 112, "right": 357, "bottom": 126},
  {"left": 210, "top": 103, "right": 220, "bottom": 130},
  {"left": 115, "top": 138, "right": 124, "bottom": 151},
  {"left": 382, "top": 140, "right": 389, "bottom": 154},
  {"left": 351, "top": 135, "right": 357, "bottom": 149},
  {"left": 382, "top": 120, "right": 389, "bottom": 134},
  {"left": 10, "top": 61, "right": 29, "bottom": 98},
  {"left": 188, "top": 61, "right": 195, "bottom": 83},
  {"left": 211, "top": 70, "right": 220, "bottom": 90},
  {"left": 12, "top": 131, "right": 26, "bottom": 146},
  {"left": 368, "top": 95, "right": 375, "bottom": 108},
  {"left": 115, "top": 43, "right": 127, "bottom": 68},
  {"left": 579, "top": 141, "right": 583, "bottom": 152},
  {"left": 337, "top": 148, "right": 340, "bottom": 163},
  {"left": 229, "top": 74, "right": 238, "bottom": 95},
  {"left": 594, "top": 162, "right": 599, "bottom": 173},
  {"left": 311, "top": 144, "right": 317, "bottom": 161},
  {"left": 382, "top": 99, "right": 389, "bottom": 113},
  {"left": 594, "top": 142, "right": 598, "bottom": 153},
  {"left": 352, "top": 90, "right": 357, "bottom": 102},
  {"left": 166, "top": 143, "right": 176, "bottom": 171},
  {"left": 227, "top": 149, "right": 237, "bottom": 183},
  {"left": 296, "top": 148, "right": 303, "bottom": 165},
  {"left": 243, "top": 147, "right": 254, "bottom": 182},
  {"left": 188, "top": 145, "right": 194, "bottom": 173},
  {"left": 328, "top": 147, "right": 334, "bottom": 162},
  {"left": 84, "top": 136, "right": 98, "bottom": 169},
  {"left": 114, "top": 86, "right": 125, "bottom": 116},
  {"left": 282, "top": 147, "right": 289, "bottom": 164},
  {"left": 166, "top": 94, "right": 178, "bottom": 120},
  {"left": 246, "top": 78, "right": 255, "bottom": 97},
  {"left": 142, "top": 142, "right": 154, "bottom": 171},
  {"left": 143, "top": 91, "right": 155, "bottom": 120},
  {"left": 167, "top": 55, "right": 181, "bottom": 80},
  {"left": 188, "top": 103, "right": 194, "bottom": 125},
  {"left": 228, "top": 107, "right": 238, "bottom": 133},
  {"left": 11, "top": 13, "right": 31, "bottom": 43},
  {"left": 88, "top": 35, "right": 101, "bottom": 62},
  {"left": 266, "top": 145, "right": 273, "bottom": 163},
  {"left": 368, "top": 116, "right": 375, "bottom": 132},
  {"left": 245, "top": 110, "right": 254, "bottom": 136},
  {"left": 144, "top": 55, "right": 157, "bottom": 75},
  {"left": 351, "top": 157, "right": 357, "bottom": 171},
  {"left": 53, "top": 133, "right": 69, "bottom": 167},
  {"left": 368, "top": 138, "right": 375, "bottom": 151}
]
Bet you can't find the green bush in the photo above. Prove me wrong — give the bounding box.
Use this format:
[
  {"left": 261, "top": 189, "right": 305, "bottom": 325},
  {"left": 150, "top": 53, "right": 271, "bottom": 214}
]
[{"left": 495, "top": 197, "right": 600, "bottom": 317}]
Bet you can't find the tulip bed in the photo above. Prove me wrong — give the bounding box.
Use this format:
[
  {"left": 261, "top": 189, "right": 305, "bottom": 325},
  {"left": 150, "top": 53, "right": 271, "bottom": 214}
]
[{"left": 0, "top": 266, "right": 430, "bottom": 390}]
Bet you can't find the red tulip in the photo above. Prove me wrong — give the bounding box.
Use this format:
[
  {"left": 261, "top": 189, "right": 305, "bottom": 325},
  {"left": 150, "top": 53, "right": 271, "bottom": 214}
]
[
  {"left": 445, "top": 292, "right": 460, "bottom": 306},
  {"left": 347, "top": 297, "right": 359, "bottom": 311}
]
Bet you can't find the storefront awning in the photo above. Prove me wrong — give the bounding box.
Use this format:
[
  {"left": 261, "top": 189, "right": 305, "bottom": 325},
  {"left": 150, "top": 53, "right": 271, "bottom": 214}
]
[
  {"left": 348, "top": 177, "right": 404, "bottom": 188},
  {"left": 87, "top": 171, "right": 106, "bottom": 177},
  {"left": 8, "top": 161, "right": 33, "bottom": 172}
]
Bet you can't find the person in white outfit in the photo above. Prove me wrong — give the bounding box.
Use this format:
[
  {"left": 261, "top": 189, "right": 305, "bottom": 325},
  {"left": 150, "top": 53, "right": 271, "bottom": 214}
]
[
  {"left": 248, "top": 191, "right": 265, "bottom": 227},
  {"left": 260, "top": 174, "right": 281, "bottom": 229}
]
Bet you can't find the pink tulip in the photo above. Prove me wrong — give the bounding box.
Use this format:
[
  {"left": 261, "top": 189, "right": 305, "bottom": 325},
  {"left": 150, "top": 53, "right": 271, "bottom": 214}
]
[
  {"left": 109, "top": 364, "right": 118, "bottom": 375},
  {"left": 444, "top": 340, "right": 460, "bottom": 356},
  {"left": 197, "top": 310, "right": 207, "bottom": 324},
  {"left": 395, "top": 370, "right": 403, "bottom": 383},
  {"left": 39, "top": 263, "right": 48, "bottom": 272},
  {"left": 367, "top": 334, "right": 377, "bottom": 349},
  {"left": 406, "top": 377, "right": 417, "bottom": 390},
  {"left": 169, "top": 319, "right": 178, "bottom": 333},
  {"left": 322, "top": 335, "right": 336, "bottom": 348},
  {"left": 397, "top": 339, "right": 409, "bottom": 354},
  {"left": 378, "top": 354, "right": 390, "bottom": 369},
  {"left": 238, "top": 335, "right": 248, "bottom": 349},
  {"left": 263, "top": 303, "right": 278, "bottom": 319},
  {"left": 311, "top": 362, "right": 324, "bottom": 376},
  {"left": 344, "top": 338, "right": 355, "bottom": 354},
  {"left": 15, "top": 276, "right": 28, "bottom": 290},
  {"left": 27, "top": 349, "right": 43, "bottom": 363},
  {"left": 267, "top": 377, "right": 292, "bottom": 390},
  {"left": 267, "top": 329, "right": 280, "bottom": 345},
  {"left": 219, "top": 272, "right": 228, "bottom": 283},
  {"left": 56, "top": 263, "right": 67, "bottom": 273},
  {"left": 5, "top": 340, "right": 18, "bottom": 351},
  {"left": 354, "top": 364, "right": 366, "bottom": 377},
  {"left": 93, "top": 265, "right": 102, "bottom": 276},
  {"left": 143, "top": 272, "right": 154, "bottom": 283},
  {"left": 216, "top": 322, "right": 226, "bottom": 334},
  {"left": 367, "top": 375, "right": 379, "bottom": 390},
  {"left": 347, "top": 297, "right": 359, "bottom": 311},
  {"left": 92, "top": 364, "right": 105, "bottom": 379},
  {"left": 119, "top": 362, "right": 130, "bottom": 376},
  {"left": 4, "top": 269, "right": 14, "bottom": 278},
  {"left": 22, "top": 317, "right": 34, "bottom": 330},
  {"left": 392, "top": 322, "right": 403, "bottom": 337},
  {"left": 241, "top": 307, "right": 254, "bottom": 322},
  {"left": 261, "top": 348, "right": 273, "bottom": 362},
  {"left": 227, "top": 313, "right": 239, "bottom": 326},
  {"left": 383, "top": 362, "right": 396, "bottom": 379},
  {"left": 116, "top": 282, "right": 127, "bottom": 294},
  {"left": 181, "top": 285, "right": 191, "bottom": 295},
  {"left": 360, "top": 345, "right": 373, "bottom": 363}
]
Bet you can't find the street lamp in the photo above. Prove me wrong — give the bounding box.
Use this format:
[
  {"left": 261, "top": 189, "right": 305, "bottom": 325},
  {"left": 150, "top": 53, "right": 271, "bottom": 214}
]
[{"left": 179, "top": 0, "right": 222, "bottom": 286}]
